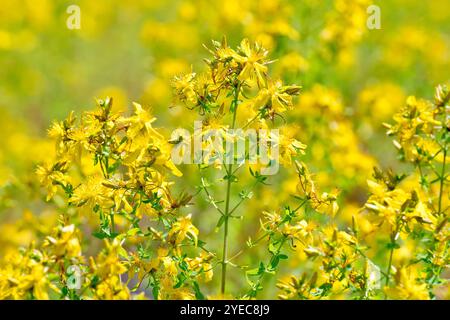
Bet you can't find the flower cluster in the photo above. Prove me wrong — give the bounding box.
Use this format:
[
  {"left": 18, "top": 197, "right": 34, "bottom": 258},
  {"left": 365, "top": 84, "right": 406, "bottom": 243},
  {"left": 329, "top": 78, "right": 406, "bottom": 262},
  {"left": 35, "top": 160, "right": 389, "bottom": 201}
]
[{"left": 32, "top": 98, "right": 211, "bottom": 299}]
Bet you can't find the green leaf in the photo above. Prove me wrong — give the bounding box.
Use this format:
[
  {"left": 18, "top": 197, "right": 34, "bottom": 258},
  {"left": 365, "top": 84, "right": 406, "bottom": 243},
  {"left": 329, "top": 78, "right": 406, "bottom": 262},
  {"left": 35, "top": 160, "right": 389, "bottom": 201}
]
[
  {"left": 386, "top": 242, "right": 400, "bottom": 250},
  {"left": 246, "top": 268, "right": 260, "bottom": 277},
  {"left": 270, "top": 256, "right": 280, "bottom": 269},
  {"left": 216, "top": 215, "right": 226, "bottom": 230},
  {"left": 174, "top": 273, "right": 187, "bottom": 288},
  {"left": 92, "top": 230, "right": 107, "bottom": 239},
  {"left": 223, "top": 173, "right": 238, "bottom": 182},
  {"left": 193, "top": 282, "right": 205, "bottom": 300}
]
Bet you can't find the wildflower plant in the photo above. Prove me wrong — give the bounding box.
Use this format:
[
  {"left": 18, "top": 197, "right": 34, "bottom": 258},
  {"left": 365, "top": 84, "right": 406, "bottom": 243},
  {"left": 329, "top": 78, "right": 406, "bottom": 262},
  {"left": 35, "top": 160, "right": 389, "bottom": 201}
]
[
  {"left": 31, "top": 97, "right": 211, "bottom": 299},
  {"left": 378, "top": 86, "right": 449, "bottom": 298},
  {"left": 172, "top": 38, "right": 304, "bottom": 296}
]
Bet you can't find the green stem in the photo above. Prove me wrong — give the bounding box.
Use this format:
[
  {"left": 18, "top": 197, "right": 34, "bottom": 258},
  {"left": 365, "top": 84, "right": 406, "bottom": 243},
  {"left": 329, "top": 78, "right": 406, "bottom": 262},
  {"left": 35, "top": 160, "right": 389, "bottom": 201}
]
[
  {"left": 383, "top": 244, "right": 394, "bottom": 300},
  {"left": 437, "top": 148, "right": 447, "bottom": 215},
  {"left": 220, "top": 84, "right": 240, "bottom": 295},
  {"left": 385, "top": 247, "right": 394, "bottom": 287},
  {"left": 110, "top": 211, "right": 115, "bottom": 234},
  {"left": 384, "top": 227, "right": 397, "bottom": 299},
  {"left": 220, "top": 163, "right": 233, "bottom": 295},
  {"left": 248, "top": 237, "right": 286, "bottom": 299}
]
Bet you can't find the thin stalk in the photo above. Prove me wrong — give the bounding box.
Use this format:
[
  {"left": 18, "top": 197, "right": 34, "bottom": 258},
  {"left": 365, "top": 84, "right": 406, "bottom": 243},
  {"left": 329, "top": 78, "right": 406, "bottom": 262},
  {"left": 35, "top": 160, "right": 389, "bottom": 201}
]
[
  {"left": 437, "top": 148, "right": 447, "bottom": 215},
  {"left": 220, "top": 84, "right": 240, "bottom": 295},
  {"left": 385, "top": 247, "right": 394, "bottom": 287},
  {"left": 383, "top": 243, "right": 394, "bottom": 300},
  {"left": 110, "top": 211, "right": 115, "bottom": 234},
  {"left": 220, "top": 163, "right": 233, "bottom": 294},
  {"left": 384, "top": 225, "right": 398, "bottom": 299},
  {"left": 247, "top": 237, "right": 286, "bottom": 299}
]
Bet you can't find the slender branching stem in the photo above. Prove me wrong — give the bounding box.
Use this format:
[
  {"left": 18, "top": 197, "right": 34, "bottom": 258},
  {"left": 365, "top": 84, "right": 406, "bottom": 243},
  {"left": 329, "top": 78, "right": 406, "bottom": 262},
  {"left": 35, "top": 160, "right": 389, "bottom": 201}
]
[
  {"left": 220, "top": 83, "right": 240, "bottom": 295},
  {"left": 437, "top": 148, "right": 447, "bottom": 215}
]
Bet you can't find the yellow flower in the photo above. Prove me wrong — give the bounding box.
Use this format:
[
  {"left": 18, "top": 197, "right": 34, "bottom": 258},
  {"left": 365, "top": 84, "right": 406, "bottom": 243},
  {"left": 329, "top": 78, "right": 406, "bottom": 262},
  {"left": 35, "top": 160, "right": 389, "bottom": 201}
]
[
  {"left": 43, "top": 224, "right": 81, "bottom": 258},
  {"left": 94, "top": 275, "right": 130, "bottom": 300},
  {"left": 252, "top": 80, "right": 301, "bottom": 114},
  {"left": 70, "top": 176, "right": 111, "bottom": 208},
  {"left": 384, "top": 267, "right": 430, "bottom": 300},
  {"left": 172, "top": 72, "right": 198, "bottom": 105},
  {"left": 233, "top": 38, "right": 269, "bottom": 87},
  {"left": 36, "top": 161, "right": 70, "bottom": 201},
  {"left": 90, "top": 239, "right": 128, "bottom": 278},
  {"left": 168, "top": 214, "right": 199, "bottom": 246}
]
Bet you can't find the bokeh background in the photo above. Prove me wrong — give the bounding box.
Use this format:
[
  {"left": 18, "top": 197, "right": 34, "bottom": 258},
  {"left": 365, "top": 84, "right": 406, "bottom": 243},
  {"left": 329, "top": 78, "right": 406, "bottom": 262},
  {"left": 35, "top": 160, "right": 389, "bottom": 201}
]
[{"left": 0, "top": 0, "right": 449, "bottom": 298}]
